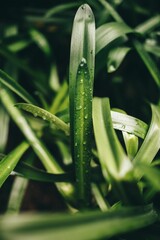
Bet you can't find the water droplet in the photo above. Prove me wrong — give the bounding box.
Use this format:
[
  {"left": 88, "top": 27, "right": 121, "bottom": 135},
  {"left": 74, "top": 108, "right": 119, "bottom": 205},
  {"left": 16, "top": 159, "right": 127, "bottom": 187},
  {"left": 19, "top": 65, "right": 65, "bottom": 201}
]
[
  {"left": 108, "top": 64, "right": 116, "bottom": 73},
  {"left": 80, "top": 79, "right": 83, "bottom": 83},
  {"left": 7, "top": 166, "right": 11, "bottom": 169},
  {"left": 83, "top": 141, "right": 87, "bottom": 145},
  {"left": 43, "top": 116, "right": 46, "bottom": 120},
  {"left": 78, "top": 70, "right": 81, "bottom": 74},
  {"left": 81, "top": 5, "right": 85, "bottom": 10},
  {"left": 76, "top": 106, "right": 82, "bottom": 110},
  {"left": 75, "top": 142, "right": 78, "bottom": 147},
  {"left": 82, "top": 91, "right": 85, "bottom": 96},
  {"left": 84, "top": 114, "right": 88, "bottom": 119},
  {"left": 33, "top": 113, "right": 37, "bottom": 117}
]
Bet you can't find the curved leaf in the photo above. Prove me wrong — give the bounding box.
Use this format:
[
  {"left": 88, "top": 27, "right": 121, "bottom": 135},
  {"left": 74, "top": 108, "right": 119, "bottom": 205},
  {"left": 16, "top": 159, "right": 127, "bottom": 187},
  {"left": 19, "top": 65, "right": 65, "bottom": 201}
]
[
  {"left": 111, "top": 110, "right": 148, "bottom": 139},
  {"left": 133, "top": 40, "right": 160, "bottom": 87},
  {"left": 0, "top": 142, "right": 29, "bottom": 187},
  {"left": 133, "top": 104, "right": 160, "bottom": 174},
  {"left": 107, "top": 47, "right": 131, "bottom": 73},
  {"left": 0, "top": 69, "right": 37, "bottom": 104},
  {"left": 96, "top": 22, "right": 133, "bottom": 54},
  {"left": 15, "top": 103, "right": 69, "bottom": 135}
]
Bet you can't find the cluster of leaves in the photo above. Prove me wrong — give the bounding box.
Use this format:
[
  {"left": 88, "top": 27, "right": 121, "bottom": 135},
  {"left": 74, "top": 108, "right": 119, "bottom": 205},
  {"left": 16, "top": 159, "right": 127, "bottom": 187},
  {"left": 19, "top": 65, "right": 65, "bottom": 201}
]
[{"left": 0, "top": 1, "right": 160, "bottom": 239}]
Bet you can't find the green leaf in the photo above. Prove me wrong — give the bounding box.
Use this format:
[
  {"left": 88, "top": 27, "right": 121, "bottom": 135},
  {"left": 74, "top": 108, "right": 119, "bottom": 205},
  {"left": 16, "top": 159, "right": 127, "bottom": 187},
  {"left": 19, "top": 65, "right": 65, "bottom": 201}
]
[
  {"left": 111, "top": 110, "right": 148, "bottom": 139},
  {"left": 93, "top": 97, "right": 133, "bottom": 180},
  {"left": 123, "top": 132, "right": 139, "bottom": 160},
  {"left": 1, "top": 89, "right": 75, "bottom": 203},
  {"left": 29, "top": 28, "right": 51, "bottom": 58},
  {"left": 50, "top": 81, "right": 68, "bottom": 114},
  {"left": 135, "top": 15, "right": 160, "bottom": 34},
  {"left": 136, "top": 164, "right": 160, "bottom": 192},
  {"left": 69, "top": 4, "right": 95, "bottom": 207},
  {"left": 0, "top": 69, "right": 37, "bottom": 104},
  {"left": 15, "top": 103, "right": 70, "bottom": 136},
  {"left": 93, "top": 98, "right": 143, "bottom": 205},
  {"left": 7, "top": 176, "right": 29, "bottom": 214},
  {"left": 14, "top": 162, "right": 73, "bottom": 183},
  {"left": 133, "top": 104, "right": 160, "bottom": 175},
  {"left": 107, "top": 47, "right": 131, "bottom": 73},
  {"left": 0, "top": 205, "right": 157, "bottom": 240},
  {"left": 96, "top": 22, "right": 133, "bottom": 54},
  {"left": 72, "top": 59, "right": 93, "bottom": 206},
  {"left": 0, "top": 105, "right": 9, "bottom": 152},
  {"left": 69, "top": 4, "right": 95, "bottom": 118},
  {"left": 0, "top": 142, "right": 29, "bottom": 187},
  {"left": 133, "top": 40, "right": 160, "bottom": 87},
  {"left": 98, "top": 0, "right": 124, "bottom": 23}
]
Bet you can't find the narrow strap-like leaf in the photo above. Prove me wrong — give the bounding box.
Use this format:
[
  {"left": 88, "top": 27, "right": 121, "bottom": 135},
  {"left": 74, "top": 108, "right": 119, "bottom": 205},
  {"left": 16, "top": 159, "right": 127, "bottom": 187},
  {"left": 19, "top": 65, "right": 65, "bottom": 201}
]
[
  {"left": 69, "top": 4, "right": 95, "bottom": 207},
  {"left": 96, "top": 22, "right": 133, "bottom": 54},
  {"left": 134, "top": 40, "right": 160, "bottom": 87},
  {"left": 0, "top": 69, "right": 37, "bottom": 104},
  {"left": 133, "top": 104, "right": 160, "bottom": 173},
  {"left": 0, "top": 142, "right": 29, "bottom": 187},
  {"left": 73, "top": 59, "right": 93, "bottom": 207},
  {"left": 15, "top": 103, "right": 69, "bottom": 135}
]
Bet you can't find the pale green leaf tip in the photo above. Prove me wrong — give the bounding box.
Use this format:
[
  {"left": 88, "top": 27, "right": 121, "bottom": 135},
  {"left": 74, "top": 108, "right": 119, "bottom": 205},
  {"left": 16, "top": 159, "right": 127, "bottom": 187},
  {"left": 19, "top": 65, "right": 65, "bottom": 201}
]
[{"left": 75, "top": 4, "right": 94, "bottom": 21}]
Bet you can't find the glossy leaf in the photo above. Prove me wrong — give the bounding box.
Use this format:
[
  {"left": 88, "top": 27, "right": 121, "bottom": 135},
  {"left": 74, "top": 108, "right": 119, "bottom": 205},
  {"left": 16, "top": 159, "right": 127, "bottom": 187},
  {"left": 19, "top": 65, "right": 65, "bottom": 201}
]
[
  {"left": 96, "top": 22, "right": 133, "bottom": 54},
  {"left": 0, "top": 142, "right": 29, "bottom": 187},
  {"left": 111, "top": 110, "right": 148, "bottom": 139},
  {"left": 133, "top": 104, "right": 160, "bottom": 177},
  {"left": 15, "top": 103, "right": 70, "bottom": 135}
]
